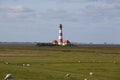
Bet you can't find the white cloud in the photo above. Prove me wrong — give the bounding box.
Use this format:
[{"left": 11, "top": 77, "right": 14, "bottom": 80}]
[
  {"left": 0, "top": 5, "right": 35, "bottom": 19},
  {"left": 37, "top": 9, "right": 79, "bottom": 22},
  {"left": 85, "top": 2, "right": 120, "bottom": 10},
  {"left": 0, "top": 5, "right": 33, "bottom": 12},
  {"left": 1, "top": 0, "right": 120, "bottom": 24}
]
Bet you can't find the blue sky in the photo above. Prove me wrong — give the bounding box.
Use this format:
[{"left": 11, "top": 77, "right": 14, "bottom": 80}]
[{"left": 0, "top": 0, "right": 120, "bottom": 44}]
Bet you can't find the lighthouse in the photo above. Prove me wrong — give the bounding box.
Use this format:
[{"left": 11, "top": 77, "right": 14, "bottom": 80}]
[
  {"left": 52, "top": 24, "right": 71, "bottom": 46},
  {"left": 58, "top": 24, "right": 63, "bottom": 45}
]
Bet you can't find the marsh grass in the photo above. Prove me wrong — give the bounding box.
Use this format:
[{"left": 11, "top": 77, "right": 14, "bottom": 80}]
[{"left": 0, "top": 46, "right": 120, "bottom": 80}]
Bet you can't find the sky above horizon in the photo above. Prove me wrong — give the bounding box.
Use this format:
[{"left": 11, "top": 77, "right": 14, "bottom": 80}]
[{"left": 0, "top": 0, "right": 120, "bottom": 44}]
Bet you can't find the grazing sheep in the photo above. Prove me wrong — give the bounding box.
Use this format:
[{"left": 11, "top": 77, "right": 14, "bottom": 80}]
[
  {"left": 27, "top": 64, "right": 30, "bottom": 67},
  {"left": 4, "top": 74, "right": 12, "bottom": 80},
  {"left": 89, "top": 72, "right": 93, "bottom": 75},
  {"left": 22, "top": 63, "right": 31, "bottom": 67},
  {"left": 5, "top": 62, "right": 9, "bottom": 65},
  {"left": 65, "top": 73, "right": 70, "bottom": 77},
  {"left": 22, "top": 64, "right": 25, "bottom": 66},
  {"left": 84, "top": 78, "right": 89, "bottom": 80}
]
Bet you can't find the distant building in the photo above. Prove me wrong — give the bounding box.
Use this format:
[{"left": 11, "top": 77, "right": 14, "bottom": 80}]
[
  {"left": 52, "top": 40, "right": 58, "bottom": 45},
  {"left": 52, "top": 24, "right": 71, "bottom": 46},
  {"left": 63, "top": 40, "right": 71, "bottom": 45}
]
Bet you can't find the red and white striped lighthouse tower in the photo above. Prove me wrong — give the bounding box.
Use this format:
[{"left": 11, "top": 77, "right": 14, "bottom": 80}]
[{"left": 58, "top": 24, "right": 63, "bottom": 45}]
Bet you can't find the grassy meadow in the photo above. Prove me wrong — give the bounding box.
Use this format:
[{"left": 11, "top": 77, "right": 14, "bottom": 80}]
[{"left": 0, "top": 46, "right": 120, "bottom": 80}]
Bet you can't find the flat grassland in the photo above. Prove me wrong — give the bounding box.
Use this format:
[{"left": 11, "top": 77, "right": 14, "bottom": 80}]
[{"left": 0, "top": 46, "right": 120, "bottom": 80}]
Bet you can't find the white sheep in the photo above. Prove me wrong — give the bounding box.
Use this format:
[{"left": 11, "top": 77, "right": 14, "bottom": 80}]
[
  {"left": 22, "top": 64, "right": 25, "bottom": 66},
  {"left": 27, "top": 64, "right": 30, "bottom": 67},
  {"left": 65, "top": 73, "right": 70, "bottom": 77},
  {"left": 4, "top": 74, "right": 12, "bottom": 80},
  {"left": 84, "top": 78, "right": 89, "bottom": 80},
  {"left": 89, "top": 72, "right": 93, "bottom": 75},
  {"left": 5, "top": 62, "right": 9, "bottom": 65}
]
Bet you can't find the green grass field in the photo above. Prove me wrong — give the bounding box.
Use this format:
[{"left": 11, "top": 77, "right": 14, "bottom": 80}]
[{"left": 0, "top": 46, "right": 120, "bottom": 80}]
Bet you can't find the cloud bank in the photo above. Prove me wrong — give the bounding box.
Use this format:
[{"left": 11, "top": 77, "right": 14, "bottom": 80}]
[
  {"left": 0, "top": 0, "right": 120, "bottom": 23},
  {"left": 0, "top": 5, "right": 35, "bottom": 19}
]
